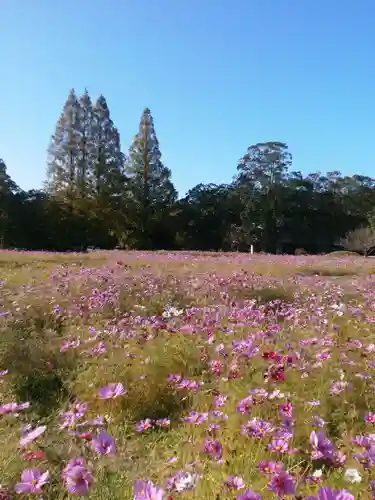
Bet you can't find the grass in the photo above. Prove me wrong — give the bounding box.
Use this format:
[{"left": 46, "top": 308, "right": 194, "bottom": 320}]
[{"left": 0, "top": 250, "right": 375, "bottom": 498}]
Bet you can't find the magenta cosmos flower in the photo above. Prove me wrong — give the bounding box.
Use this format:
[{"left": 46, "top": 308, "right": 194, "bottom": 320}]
[
  {"left": 98, "top": 382, "right": 126, "bottom": 399},
  {"left": 15, "top": 468, "right": 49, "bottom": 494},
  {"left": 202, "top": 438, "right": 223, "bottom": 461},
  {"left": 279, "top": 401, "right": 293, "bottom": 417},
  {"left": 259, "top": 460, "right": 284, "bottom": 475},
  {"left": 62, "top": 458, "right": 93, "bottom": 496},
  {"left": 305, "top": 486, "right": 354, "bottom": 500},
  {"left": 267, "top": 470, "right": 295, "bottom": 496},
  {"left": 133, "top": 479, "right": 164, "bottom": 500},
  {"left": 136, "top": 418, "right": 154, "bottom": 432}
]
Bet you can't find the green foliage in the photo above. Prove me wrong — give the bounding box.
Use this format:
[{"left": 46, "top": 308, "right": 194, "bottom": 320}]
[
  {"left": 91, "top": 94, "right": 126, "bottom": 203},
  {"left": 46, "top": 89, "right": 81, "bottom": 203},
  {"left": 124, "top": 108, "right": 177, "bottom": 249},
  {"left": 368, "top": 206, "right": 375, "bottom": 230},
  {"left": 124, "top": 341, "right": 204, "bottom": 422},
  {"left": 0, "top": 315, "right": 77, "bottom": 417},
  {"left": 236, "top": 142, "right": 292, "bottom": 253}
]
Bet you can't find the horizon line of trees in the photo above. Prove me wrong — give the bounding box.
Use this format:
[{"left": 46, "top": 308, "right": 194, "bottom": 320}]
[{"left": 1, "top": 88, "right": 375, "bottom": 254}]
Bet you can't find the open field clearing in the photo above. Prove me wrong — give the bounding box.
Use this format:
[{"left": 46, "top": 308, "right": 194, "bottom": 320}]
[{"left": 2, "top": 251, "right": 375, "bottom": 499}]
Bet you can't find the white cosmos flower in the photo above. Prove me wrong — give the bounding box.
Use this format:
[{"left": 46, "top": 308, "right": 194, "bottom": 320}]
[
  {"left": 268, "top": 389, "right": 285, "bottom": 400},
  {"left": 312, "top": 469, "right": 323, "bottom": 478},
  {"left": 174, "top": 471, "right": 198, "bottom": 492},
  {"left": 344, "top": 468, "right": 362, "bottom": 483}
]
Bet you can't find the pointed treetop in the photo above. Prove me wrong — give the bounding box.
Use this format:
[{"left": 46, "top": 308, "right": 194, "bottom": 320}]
[
  {"left": 96, "top": 94, "right": 108, "bottom": 107},
  {"left": 67, "top": 88, "right": 77, "bottom": 101},
  {"left": 0, "top": 159, "right": 19, "bottom": 194},
  {"left": 79, "top": 89, "right": 92, "bottom": 106}
]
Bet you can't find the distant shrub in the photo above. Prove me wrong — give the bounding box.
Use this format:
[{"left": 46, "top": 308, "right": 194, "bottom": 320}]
[
  {"left": 229, "top": 285, "right": 294, "bottom": 304},
  {"left": 297, "top": 267, "right": 358, "bottom": 277},
  {"left": 339, "top": 226, "right": 375, "bottom": 257},
  {"left": 295, "top": 248, "right": 308, "bottom": 255}
]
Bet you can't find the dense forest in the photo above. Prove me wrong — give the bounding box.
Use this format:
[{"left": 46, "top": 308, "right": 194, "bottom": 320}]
[{"left": 1, "top": 89, "right": 375, "bottom": 254}]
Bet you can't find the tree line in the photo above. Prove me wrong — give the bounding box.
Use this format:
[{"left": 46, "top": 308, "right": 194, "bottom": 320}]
[{"left": 1, "top": 88, "right": 375, "bottom": 254}]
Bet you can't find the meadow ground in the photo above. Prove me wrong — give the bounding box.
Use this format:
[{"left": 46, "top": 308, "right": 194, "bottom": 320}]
[{"left": 1, "top": 250, "right": 375, "bottom": 499}]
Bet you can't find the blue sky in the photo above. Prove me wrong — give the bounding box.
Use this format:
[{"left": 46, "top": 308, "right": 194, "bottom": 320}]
[{"left": 1, "top": 1, "right": 374, "bottom": 197}]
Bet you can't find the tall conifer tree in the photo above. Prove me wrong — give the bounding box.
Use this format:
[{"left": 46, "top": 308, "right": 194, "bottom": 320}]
[
  {"left": 46, "top": 89, "right": 81, "bottom": 205},
  {"left": 126, "top": 107, "right": 176, "bottom": 248}
]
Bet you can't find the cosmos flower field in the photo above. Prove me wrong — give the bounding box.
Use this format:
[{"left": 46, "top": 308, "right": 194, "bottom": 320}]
[{"left": 1, "top": 250, "right": 375, "bottom": 499}]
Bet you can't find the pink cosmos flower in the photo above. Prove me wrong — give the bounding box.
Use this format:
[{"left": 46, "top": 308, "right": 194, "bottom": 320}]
[
  {"left": 259, "top": 460, "right": 284, "bottom": 475},
  {"left": 98, "top": 382, "right": 126, "bottom": 399},
  {"left": 241, "top": 418, "right": 274, "bottom": 438},
  {"left": 209, "top": 359, "right": 222, "bottom": 375},
  {"left": 365, "top": 412, "right": 375, "bottom": 423},
  {"left": 310, "top": 430, "right": 335, "bottom": 460},
  {"left": 60, "top": 401, "right": 88, "bottom": 429},
  {"left": 268, "top": 437, "right": 289, "bottom": 454},
  {"left": 0, "top": 402, "right": 30, "bottom": 415},
  {"left": 133, "top": 479, "right": 164, "bottom": 499},
  {"left": 236, "top": 396, "right": 254, "bottom": 414},
  {"left": 136, "top": 419, "right": 154, "bottom": 432},
  {"left": 19, "top": 425, "right": 46, "bottom": 448},
  {"left": 305, "top": 486, "right": 354, "bottom": 500},
  {"left": 62, "top": 457, "right": 93, "bottom": 496},
  {"left": 213, "top": 395, "right": 228, "bottom": 407},
  {"left": 15, "top": 468, "right": 49, "bottom": 494},
  {"left": 91, "top": 431, "right": 116, "bottom": 455},
  {"left": 237, "top": 490, "right": 261, "bottom": 500},
  {"left": 154, "top": 418, "right": 170, "bottom": 428},
  {"left": 182, "top": 411, "right": 208, "bottom": 424},
  {"left": 224, "top": 475, "right": 245, "bottom": 490},
  {"left": 202, "top": 438, "right": 223, "bottom": 462}
]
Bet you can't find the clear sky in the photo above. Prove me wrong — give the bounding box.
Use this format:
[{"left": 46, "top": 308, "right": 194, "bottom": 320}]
[{"left": 1, "top": 0, "right": 374, "bottom": 197}]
